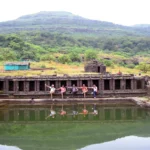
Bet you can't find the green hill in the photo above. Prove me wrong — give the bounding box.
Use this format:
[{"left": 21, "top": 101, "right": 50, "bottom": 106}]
[
  {"left": 0, "top": 11, "right": 148, "bottom": 37},
  {"left": 0, "top": 11, "right": 150, "bottom": 65}
]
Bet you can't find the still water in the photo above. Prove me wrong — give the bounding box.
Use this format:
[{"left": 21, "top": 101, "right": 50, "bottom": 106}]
[
  {"left": 80, "top": 136, "right": 150, "bottom": 150},
  {"left": 0, "top": 102, "right": 150, "bottom": 150}
]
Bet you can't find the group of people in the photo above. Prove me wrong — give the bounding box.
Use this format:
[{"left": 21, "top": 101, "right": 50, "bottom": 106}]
[{"left": 45, "top": 84, "right": 98, "bottom": 99}]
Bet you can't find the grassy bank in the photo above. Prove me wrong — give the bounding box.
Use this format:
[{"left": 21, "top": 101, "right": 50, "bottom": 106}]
[
  {"left": 0, "top": 121, "right": 150, "bottom": 150},
  {"left": 0, "top": 61, "right": 150, "bottom": 76}
]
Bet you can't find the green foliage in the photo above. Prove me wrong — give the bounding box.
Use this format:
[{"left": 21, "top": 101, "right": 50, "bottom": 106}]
[
  {"left": 136, "top": 63, "right": 150, "bottom": 73},
  {"left": 103, "top": 60, "right": 114, "bottom": 67},
  {"left": 40, "top": 64, "right": 46, "bottom": 68},
  {"left": 69, "top": 52, "right": 81, "bottom": 62},
  {"left": 85, "top": 49, "right": 97, "bottom": 61},
  {"left": 40, "top": 54, "right": 55, "bottom": 61},
  {"left": 58, "top": 55, "right": 71, "bottom": 64},
  {"left": 126, "top": 64, "right": 135, "bottom": 69},
  {"left": 0, "top": 48, "right": 17, "bottom": 61}
]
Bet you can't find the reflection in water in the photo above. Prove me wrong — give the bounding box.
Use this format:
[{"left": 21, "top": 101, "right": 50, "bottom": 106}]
[
  {"left": 80, "top": 136, "right": 150, "bottom": 150},
  {"left": 0, "top": 145, "right": 22, "bottom": 150}
]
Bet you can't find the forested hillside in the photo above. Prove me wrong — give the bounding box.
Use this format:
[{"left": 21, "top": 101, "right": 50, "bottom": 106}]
[{"left": 0, "top": 11, "right": 150, "bottom": 70}]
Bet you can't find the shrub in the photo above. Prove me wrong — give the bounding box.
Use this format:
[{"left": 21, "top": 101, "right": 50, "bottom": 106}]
[
  {"left": 40, "top": 55, "right": 55, "bottom": 61},
  {"left": 58, "top": 55, "right": 71, "bottom": 64}
]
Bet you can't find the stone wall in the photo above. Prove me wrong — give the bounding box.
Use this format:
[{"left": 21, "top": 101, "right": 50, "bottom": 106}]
[{"left": 0, "top": 74, "right": 148, "bottom": 98}]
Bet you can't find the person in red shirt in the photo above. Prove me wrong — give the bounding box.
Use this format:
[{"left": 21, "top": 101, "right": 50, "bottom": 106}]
[{"left": 80, "top": 84, "right": 88, "bottom": 98}]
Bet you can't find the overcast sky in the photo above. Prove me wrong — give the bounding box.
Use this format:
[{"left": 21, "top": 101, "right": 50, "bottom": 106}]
[{"left": 0, "top": 0, "right": 150, "bottom": 26}]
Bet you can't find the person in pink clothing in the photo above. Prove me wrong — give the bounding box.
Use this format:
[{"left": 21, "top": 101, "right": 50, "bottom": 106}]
[{"left": 57, "top": 85, "right": 66, "bottom": 99}]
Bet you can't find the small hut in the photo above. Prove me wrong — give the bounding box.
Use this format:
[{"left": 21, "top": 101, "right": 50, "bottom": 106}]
[
  {"left": 4, "top": 62, "right": 30, "bottom": 71},
  {"left": 84, "top": 60, "right": 106, "bottom": 73}
]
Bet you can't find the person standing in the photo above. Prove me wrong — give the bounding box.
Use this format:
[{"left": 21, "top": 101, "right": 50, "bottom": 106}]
[
  {"left": 80, "top": 84, "right": 88, "bottom": 98},
  {"left": 45, "top": 84, "right": 55, "bottom": 99},
  {"left": 57, "top": 85, "right": 66, "bottom": 99},
  {"left": 71, "top": 84, "right": 78, "bottom": 97},
  {"left": 92, "top": 84, "right": 98, "bottom": 98}
]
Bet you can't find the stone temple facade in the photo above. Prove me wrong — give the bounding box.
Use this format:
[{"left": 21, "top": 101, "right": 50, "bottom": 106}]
[{"left": 84, "top": 60, "right": 106, "bottom": 73}]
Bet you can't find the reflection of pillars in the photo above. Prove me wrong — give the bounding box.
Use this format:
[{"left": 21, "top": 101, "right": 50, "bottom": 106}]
[
  {"left": 99, "top": 107, "right": 104, "bottom": 120},
  {"left": 142, "top": 109, "right": 146, "bottom": 119},
  {"left": 24, "top": 109, "right": 29, "bottom": 121},
  {"left": 121, "top": 109, "right": 126, "bottom": 120},
  {"left": 4, "top": 110, "right": 9, "bottom": 122},
  {"left": 132, "top": 108, "right": 137, "bottom": 120},
  {"left": 35, "top": 109, "right": 39, "bottom": 121},
  {"left": 14, "top": 110, "right": 19, "bottom": 121},
  {"left": 110, "top": 109, "right": 115, "bottom": 120}
]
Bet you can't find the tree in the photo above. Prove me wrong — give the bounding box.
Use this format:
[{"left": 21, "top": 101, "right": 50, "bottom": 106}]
[
  {"left": 40, "top": 55, "right": 55, "bottom": 61},
  {"left": 137, "top": 63, "right": 150, "bottom": 73},
  {"left": 58, "top": 55, "right": 71, "bottom": 64},
  {"left": 85, "top": 50, "right": 97, "bottom": 61},
  {"left": 69, "top": 52, "right": 81, "bottom": 62},
  {"left": 0, "top": 48, "right": 17, "bottom": 61}
]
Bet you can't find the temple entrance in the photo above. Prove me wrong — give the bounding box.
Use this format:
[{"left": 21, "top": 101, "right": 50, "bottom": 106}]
[
  {"left": 82, "top": 80, "right": 88, "bottom": 86},
  {"left": 39, "top": 81, "right": 45, "bottom": 91},
  {"left": 61, "top": 81, "right": 67, "bottom": 87},
  {"left": 19, "top": 81, "right": 24, "bottom": 91},
  {"left": 71, "top": 80, "right": 77, "bottom": 86},
  {"left": 0, "top": 81, "right": 4, "bottom": 91},
  {"left": 49, "top": 81, "right": 56, "bottom": 87},
  {"left": 126, "top": 79, "right": 131, "bottom": 89},
  {"left": 29, "top": 81, "right": 35, "bottom": 91},
  {"left": 92, "top": 80, "right": 99, "bottom": 89},
  {"left": 8, "top": 81, "right": 14, "bottom": 91},
  {"left": 104, "top": 80, "right": 110, "bottom": 90},
  {"left": 98, "top": 67, "right": 100, "bottom": 73},
  {"left": 115, "top": 80, "right": 121, "bottom": 90},
  {"left": 137, "top": 80, "right": 142, "bottom": 89}
]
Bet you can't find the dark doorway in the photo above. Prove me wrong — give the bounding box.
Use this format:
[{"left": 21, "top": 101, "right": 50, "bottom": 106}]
[
  {"left": 8, "top": 81, "right": 14, "bottom": 91},
  {"left": 82, "top": 80, "right": 88, "bottom": 86},
  {"left": 39, "top": 81, "right": 45, "bottom": 91},
  {"left": 61, "top": 81, "right": 67, "bottom": 87},
  {"left": 19, "top": 81, "right": 24, "bottom": 91},
  {"left": 29, "top": 81, "right": 35, "bottom": 91},
  {"left": 115, "top": 80, "right": 121, "bottom": 90},
  {"left": 71, "top": 80, "right": 77, "bottom": 86},
  {"left": 137, "top": 80, "right": 142, "bottom": 89},
  {"left": 98, "top": 67, "right": 100, "bottom": 73},
  {"left": 0, "top": 81, "right": 4, "bottom": 91},
  {"left": 49, "top": 81, "right": 56, "bottom": 87},
  {"left": 92, "top": 80, "right": 99, "bottom": 89},
  {"left": 126, "top": 79, "right": 131, "bottom": 89},
  {"left": 104, "top": 80, "right": 110, "bottom": 90}
]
